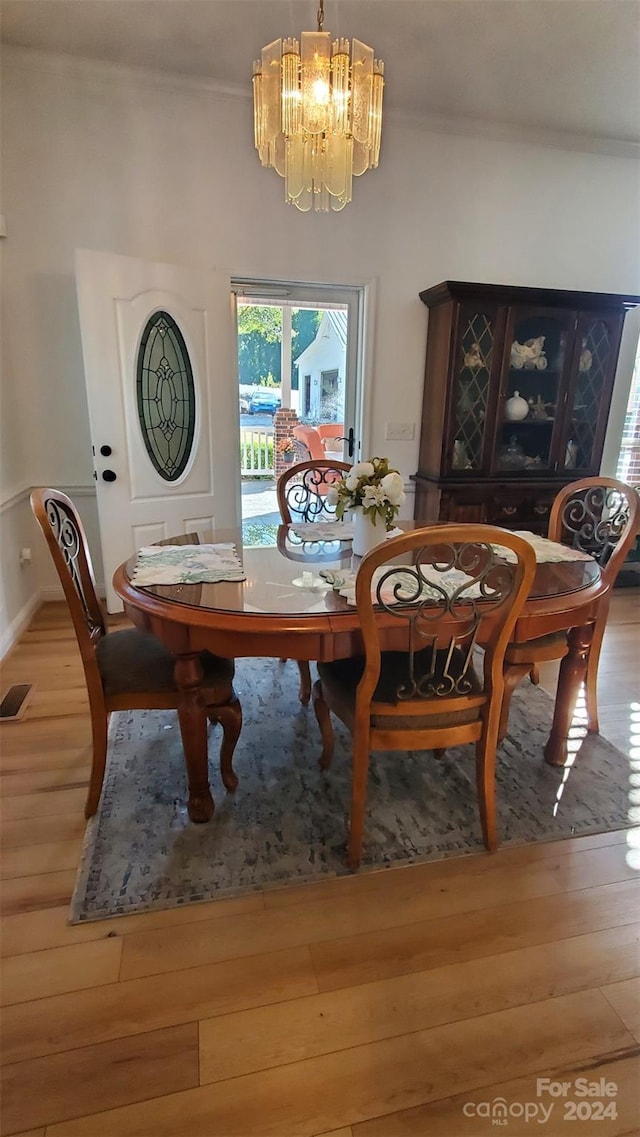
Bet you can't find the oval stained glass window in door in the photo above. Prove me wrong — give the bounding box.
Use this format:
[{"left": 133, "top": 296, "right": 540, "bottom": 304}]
[{"left": 136, "top": 311, "right": 196, "bottom": 481}]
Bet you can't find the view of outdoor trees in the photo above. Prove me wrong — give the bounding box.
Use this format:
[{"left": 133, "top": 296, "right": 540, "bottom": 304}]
[{"left": 237, "top": 305, "right": 321, "bottom": 387}]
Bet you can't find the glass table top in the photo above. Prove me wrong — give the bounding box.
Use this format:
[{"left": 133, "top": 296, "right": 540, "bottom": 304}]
[{"left": 122, "top": 523, "right": 602, "bottom": 617}]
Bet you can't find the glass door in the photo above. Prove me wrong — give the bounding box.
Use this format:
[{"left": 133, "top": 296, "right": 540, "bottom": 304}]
[
  {"left": 232, "top": 280, "right": 364, "bottom": 544},
  {"left": 560, "top": 311, "right": 624, "bottom": 473},
  {"left": 493, "top": 307, "right": 576, "bottom": 475},
  {"left": 447, "top": 303, "right": 504, "bottom": 474}
]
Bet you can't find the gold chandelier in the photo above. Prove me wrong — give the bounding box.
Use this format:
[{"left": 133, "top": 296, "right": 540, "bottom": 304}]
[{"left": 252, "top": 0, "right": 384, "bottom": 213}]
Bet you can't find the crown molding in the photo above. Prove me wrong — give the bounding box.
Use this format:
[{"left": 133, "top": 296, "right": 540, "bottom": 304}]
[
  {"left": 391, "top": 107, "right": 640, "bottom": 161},
  {"left": 1, "top": 44, "right": 250, "bottom": 103},
  {"left": 3, "top": 43, "right": 639, "bottom": 160}
]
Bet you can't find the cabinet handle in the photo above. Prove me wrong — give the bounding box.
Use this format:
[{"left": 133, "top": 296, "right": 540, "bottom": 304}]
[
  {"left": 533, "top": 504, "right": 549, "bottom": 515},
  {"left": 501, "top": 505, "right": 518, "bottom": 516}
]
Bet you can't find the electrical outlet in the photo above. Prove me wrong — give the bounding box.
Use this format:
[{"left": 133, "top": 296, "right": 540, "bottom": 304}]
[{"left": 385, "top": 421, "right": 415, "bottom": 441}]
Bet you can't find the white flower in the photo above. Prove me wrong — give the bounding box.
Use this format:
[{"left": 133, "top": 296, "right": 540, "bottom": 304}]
[
  {"left": 362, "top": 484, "right": 387, "bottom": 508},
  {"left": 380, "top": 471, "right": 405, "bottom": 506},
  {"left": 348, "top": 461, "right": 375, "bottom": 485},
  {"left": 326, "top": 486, "right": 339, "bottom": 506}
]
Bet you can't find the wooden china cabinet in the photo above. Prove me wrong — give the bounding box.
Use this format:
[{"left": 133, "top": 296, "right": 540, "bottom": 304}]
[{"left": 413, "top": 281, "right": 639, "bottom": 532}]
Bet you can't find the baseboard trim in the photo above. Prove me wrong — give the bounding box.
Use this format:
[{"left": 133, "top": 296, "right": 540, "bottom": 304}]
[
  {"left": 1, "top": 580, "right": 106, "bottom": 660},
  {"left": 0, "top": 591, "right": 43, "bottom": 661}
]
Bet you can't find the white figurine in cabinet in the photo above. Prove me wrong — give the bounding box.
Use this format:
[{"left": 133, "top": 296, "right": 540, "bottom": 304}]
[{"left": 510, "top": 335, "right": 548, "bottom": 370}]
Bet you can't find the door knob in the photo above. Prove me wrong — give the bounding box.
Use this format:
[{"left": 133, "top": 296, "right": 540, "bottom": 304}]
[
  {"left": 102, "top": 469, "right": 117, "bottom": 482},
  {"left": 100, "top": 445, "right": 112, "bottom": 457}
]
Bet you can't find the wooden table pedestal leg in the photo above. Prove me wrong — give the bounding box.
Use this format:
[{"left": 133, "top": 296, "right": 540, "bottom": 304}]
[
  {"left": 175, "top": 654, "right": 214, "bottom": 823},
  {"left": 543, "top": 623, "right": 594, "bottom": 768}
]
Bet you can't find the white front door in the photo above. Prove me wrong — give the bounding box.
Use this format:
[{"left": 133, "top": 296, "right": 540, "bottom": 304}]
[{"left": 75, "top": 249, "right": 240, "bottom": 611}]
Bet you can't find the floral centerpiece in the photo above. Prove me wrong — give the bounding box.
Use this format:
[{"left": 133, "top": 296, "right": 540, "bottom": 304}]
[{"left": 327, "top": 457, "right": 405, "bottom": 555}]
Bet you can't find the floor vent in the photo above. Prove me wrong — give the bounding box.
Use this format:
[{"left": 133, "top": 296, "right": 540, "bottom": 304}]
[{"left": 0, "top": 683, "right": 34, "bottom": 721}]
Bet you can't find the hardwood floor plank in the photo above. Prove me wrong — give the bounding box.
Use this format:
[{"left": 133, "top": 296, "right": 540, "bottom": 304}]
[
  {"left": 262, "top": 830, "right": 631, "bottom": 913},
  {"left": 44, "top": 990, "right": 635, "bottom": 1137},
  {"left": 0, "top": 747, "right": 90, "bottom": 774},
  {"left": 0, "top": 946, "right": 318, "bottom": 1064},
  {"left": 310, "top": 878, "right": 640, "bottom": 992},
  {"left": 0, "top": 770, "right": 89, "bottom": 797},
  {"left": 0, "top": 892, "right": 265, "bottom": 958},
  {"left": 1, "top": 788, "right": 87, "bottom": 821},
  {"left": 118, "top": 860, "right": 565, "bottom": 981},
  {"left": 0, "top": 1023, "right": 198, "bottom": 1136},
  {"left": 352, "top": 1050, "right": 640, "bottom": 1137},
  {"left": 0, "top": 814, "right": 88, "bottom": 851},
  {"left": 601, "top": 978, "right": 640, "bottom": 1042},
  {"left": 544, "top": 844, "right": 639, "bottom": 891},
  {"left": 1, "top": 938, "right": 122, "bottom": 1005},
  {"left": 0, "top": 839, "right": 82, "bottom": 881},
  {"left": 200, "top": 924, "right": 640, "bottom": 1086},
  {"left": 0, "top": 721, "right": 90, "bottom": 759},
  {"left": 0, "top": 870, "right": 77, "bottom": 916},
  {"left": 3, "top": 1128, "right": 47, "bottom": 1137}
]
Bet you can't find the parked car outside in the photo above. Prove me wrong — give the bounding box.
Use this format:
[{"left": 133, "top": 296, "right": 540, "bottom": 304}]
[
  {"left": 239, "top": 391, "right": 251, "bottom": 414},
  {"left": 248, "top": 389, "right": 281, "bottom": 415}
]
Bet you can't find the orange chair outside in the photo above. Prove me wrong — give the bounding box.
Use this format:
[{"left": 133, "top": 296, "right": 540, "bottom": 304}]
[{"left": 292, "top": 424, "right": 325, "bottom": 461}]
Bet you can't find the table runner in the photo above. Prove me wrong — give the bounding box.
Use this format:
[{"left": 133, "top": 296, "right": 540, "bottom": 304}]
[
  {"left": 320, "top": 533, "right": 594, "bottom": 606},
  {"left": 319, "top": 565, "right": 486, "bottom": 606},
  {"left": 493, "top": 531, "right": 593, "bottom": 564},
  {"left": 131, "top": 544, "right": 246, "bottom": 585},
  {"left": 289, "top": 521, "right": 403, "bottom": 542}
]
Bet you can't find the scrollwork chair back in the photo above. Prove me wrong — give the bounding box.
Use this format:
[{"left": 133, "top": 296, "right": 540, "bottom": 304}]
[
  {"left": 549, "top": 477, "right": 640, "bottom": 583},
  {"left": 277, "top": 459, "right": 351, "bottom": 525}
]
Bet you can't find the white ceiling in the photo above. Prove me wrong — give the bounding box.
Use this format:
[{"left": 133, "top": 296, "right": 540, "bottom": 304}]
[{"left": 2, "top": 0, "right": 639, "bottom": 145}]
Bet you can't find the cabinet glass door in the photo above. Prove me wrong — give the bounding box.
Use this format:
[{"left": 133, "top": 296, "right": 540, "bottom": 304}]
[
  {"left": 561, "top": 313, "right": 623, "bottom": 473},
  {"left": 449, "top": 308, "right": 497, "bottom": 472},
  {"left": 495, "top": 308, "right": 574, "bottom": 474}
]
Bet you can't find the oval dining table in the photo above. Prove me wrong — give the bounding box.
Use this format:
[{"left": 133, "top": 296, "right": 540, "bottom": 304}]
[{"left": 113, "top": 522, "right": 604, "bottom": 823}]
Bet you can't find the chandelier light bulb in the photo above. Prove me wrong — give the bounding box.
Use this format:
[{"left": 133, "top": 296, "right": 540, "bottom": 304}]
[{"left": 252, "top": 0, "right": 384, "bottom": 213}]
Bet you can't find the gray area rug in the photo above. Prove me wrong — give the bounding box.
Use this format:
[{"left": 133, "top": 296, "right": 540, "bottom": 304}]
[{"left": 70, "top": 658, "right": 632, "bottom": 922}]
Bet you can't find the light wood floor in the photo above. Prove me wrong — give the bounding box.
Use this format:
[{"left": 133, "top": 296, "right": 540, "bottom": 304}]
[{"left": 0, "top": 596, "right": 639, "bottom": 1137}]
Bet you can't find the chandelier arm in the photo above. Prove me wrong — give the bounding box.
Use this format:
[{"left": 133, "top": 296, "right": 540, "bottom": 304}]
[{"left": 317, "top": 0, "right": 324, "bottom": 31}]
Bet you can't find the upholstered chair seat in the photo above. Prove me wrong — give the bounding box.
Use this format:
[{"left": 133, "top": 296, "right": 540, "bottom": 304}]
[
  {"left": 318, "top": 647, "right": 483, "bottom": 731},
  {"left": 96, "top": 629, "right": 234, "bottom": 697}
]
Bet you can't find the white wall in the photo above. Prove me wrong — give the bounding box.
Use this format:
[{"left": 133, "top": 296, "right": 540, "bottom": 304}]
[{"left": 1, "top": 46, "right": 639, "bottom": 647}]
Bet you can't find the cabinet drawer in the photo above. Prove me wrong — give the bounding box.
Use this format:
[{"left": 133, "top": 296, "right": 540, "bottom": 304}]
[{"left": 486, "top": 492, "right": 554, "bottom": 534}]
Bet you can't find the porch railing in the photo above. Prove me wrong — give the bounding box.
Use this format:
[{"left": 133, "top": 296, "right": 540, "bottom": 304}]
[{"left": 240, "top": 427, "right": 275, "bottom": 477}]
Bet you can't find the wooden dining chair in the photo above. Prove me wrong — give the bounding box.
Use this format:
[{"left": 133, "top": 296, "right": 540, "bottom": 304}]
[
  {"left": 312, "top": 525, "right": 536, "bottom": 869},
  {"left": 30, "top": 489, "right": 242, "bottom": 818},
  {"left": 276, "top": 459, "right": 352, "bottom": 705},
  {"left": 500, "top": 477, "right": 640, "bottom": 740},
  {"left": 277, "top": 458, "right": 351, "bottom": 524}
]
